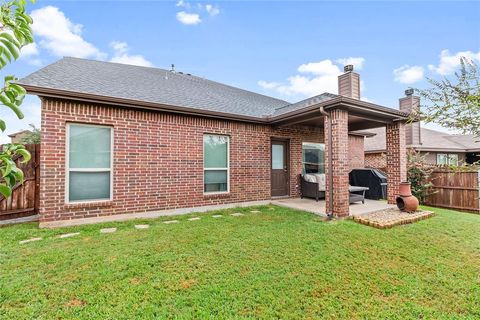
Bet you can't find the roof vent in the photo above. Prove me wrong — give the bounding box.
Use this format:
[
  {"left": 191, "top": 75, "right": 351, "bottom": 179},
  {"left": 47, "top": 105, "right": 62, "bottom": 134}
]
[
  {"left": 405, "top": 88, "right": 414, "bottom": 96},
  {"left": 170, "top": 64, "right": 175, "bottom": 73},
  {"left": 344, "top": 64, "right": 354, "bottom": 72}
]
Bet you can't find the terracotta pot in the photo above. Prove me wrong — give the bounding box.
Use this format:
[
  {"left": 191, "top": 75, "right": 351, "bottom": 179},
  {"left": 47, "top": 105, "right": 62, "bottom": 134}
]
[
  {"left": 396, "top": 195, "right": 419, "bottom": 213},
  {"left": 399, "top": 182, "right": 412, "bottom": 197}
]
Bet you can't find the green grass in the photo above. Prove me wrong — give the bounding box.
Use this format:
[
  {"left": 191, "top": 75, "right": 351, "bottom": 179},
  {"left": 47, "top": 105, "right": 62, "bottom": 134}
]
[{"left": 1, "top": 206, "right": 479, "bottom": 319}]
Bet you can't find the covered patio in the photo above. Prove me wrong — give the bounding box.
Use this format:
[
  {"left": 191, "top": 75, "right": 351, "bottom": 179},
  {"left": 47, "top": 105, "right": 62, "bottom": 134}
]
[
  {"left": 271, "top": 197, "right": 396, "bottom": 217},
  {"left": 269, "top": 66, "right": 409, "bottom": 218}
]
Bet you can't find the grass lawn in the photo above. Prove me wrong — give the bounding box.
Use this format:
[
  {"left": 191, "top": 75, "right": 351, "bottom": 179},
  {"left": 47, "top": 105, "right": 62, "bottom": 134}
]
[{"left": 1, "top": 206, "right": 479, "bottom": 319}]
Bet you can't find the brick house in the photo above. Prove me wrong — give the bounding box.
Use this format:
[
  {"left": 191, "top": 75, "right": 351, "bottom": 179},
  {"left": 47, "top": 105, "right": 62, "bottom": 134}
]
[
  {"left": 365, "top": 90, "right": 480, "bottom": 170},
  {"left": 19, "top": 58, "right": 409, "bottom": 226}
]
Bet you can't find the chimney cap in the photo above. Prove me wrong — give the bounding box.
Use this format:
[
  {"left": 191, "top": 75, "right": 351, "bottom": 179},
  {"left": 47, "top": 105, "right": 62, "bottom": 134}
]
[
  {"left": 344, "top": 65, "right": 354, "bottom": 72},
  {"left": 405, "top": 88, "right": 414, "bottom": 96}
]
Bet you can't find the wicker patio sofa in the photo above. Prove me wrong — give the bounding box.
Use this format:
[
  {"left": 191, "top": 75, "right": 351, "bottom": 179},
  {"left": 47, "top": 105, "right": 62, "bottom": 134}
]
[{"left": 300, "top": 174, "right": 369, "bottom": 204}]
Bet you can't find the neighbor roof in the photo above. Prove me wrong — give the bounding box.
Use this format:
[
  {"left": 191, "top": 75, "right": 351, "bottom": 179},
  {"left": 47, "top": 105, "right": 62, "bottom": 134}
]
[
  {"left": 18, "top": 57, "right": 407, "bottom": 122},
  {"left": 365, "top": 127, "right": 480, "bottom": 153}
]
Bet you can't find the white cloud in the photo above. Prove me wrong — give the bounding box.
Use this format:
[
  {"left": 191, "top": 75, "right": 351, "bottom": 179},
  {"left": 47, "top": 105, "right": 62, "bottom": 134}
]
[
  {"left": 109, "top": 41, "right": 153, "bottom": 67},
  {"left": 176, "top": 11, "right": 202, "bottom": 25},
  {"left": 19, "top": 43, "right": 42, "bottom": 66},
  {"left": 393, "top": 65, "right": 424, "bottom": 84},
  {"left": 297, "top": 60, "right": 340, "bottom": 75},
  {"left": 336, "top": 57, "right": 365, "bottom": 70},
  {"left": 176, "top": 0, "right": 190, "bottom": 8},
  {"left": 428, "top": 49, "right": 480, "bottom": 75},
  {"left": 30, "top": 6, "right": 105, "bottom": 59},
  {"left": 175, "top": 2, "right": 219, "bottom": 24},
  {"left": 258, "top": 57, "right": 366, "bottom": 99},
  {"left": 205, "top": 4, "right": 220, "bottom": 16},
  {"left": 20, "top": 43, "right": 38, "bottom": 57}
]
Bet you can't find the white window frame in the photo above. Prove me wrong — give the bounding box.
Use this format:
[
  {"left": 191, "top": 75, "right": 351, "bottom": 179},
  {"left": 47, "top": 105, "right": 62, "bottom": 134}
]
[
  {"left": 65, "top": 123, "right": 114, "bottom": 204},
  {"left": 448, "top": 154, "right": 459, "bottom": 166},
  {"left": 437, "top": 153, "right": 448, "bottom": 165},
  {"left": 203, "top": 134, "right": 230, "bottom": 195},
  {"left": 437, "top": 153, "right": 459, "bottom": 166}
]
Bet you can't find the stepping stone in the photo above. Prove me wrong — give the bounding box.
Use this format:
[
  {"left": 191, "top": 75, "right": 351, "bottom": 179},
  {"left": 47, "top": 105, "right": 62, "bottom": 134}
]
[
  {"left": 100, "top": 228, "right": 117, "bottom": 234},
  {"left": 188, "top": 217, "right": 201, "bottom": 221},
  {"left": 19, "top": 237, "right": 42, "bottom": 244},
  {"left": 212, "top": 215, "right": 223, "bottom": 218},
  {"left": 164, "top": 220, "right": 179, "bottom": 224},
  {"left": 58, "top": 232, "right": 80, "bottom": 239},
  {"left": 250, "top": 210, "right": 261, "bottom": 213},
  {"left": 135, "top": 224, "right": 149, "bottom": 229},
  {"left": 231, "top": 212, "right": 244, "bottom": 217}
]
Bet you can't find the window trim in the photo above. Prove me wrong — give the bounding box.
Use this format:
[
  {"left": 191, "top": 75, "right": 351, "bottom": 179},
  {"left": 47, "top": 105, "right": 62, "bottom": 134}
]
[
  {"left": 437, "top": 153, "right": 459, "bottom": 166},
  {"left": 203, "top": 133, "right": 230, "bottom": 195},
  {"left": 65, "top": 123, "right": 114, "bottom": 204},
  {"left": 436, "top": 153, "right": 447, "bottom": 165},
  {"left": 302, "top": 141, "right": 325, "bottom": 174}
]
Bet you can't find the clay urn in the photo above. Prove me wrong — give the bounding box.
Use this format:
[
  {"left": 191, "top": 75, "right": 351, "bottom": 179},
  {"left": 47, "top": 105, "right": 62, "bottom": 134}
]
[
  {"left": 396, "top": 181, "right": 419, "bottom": 213},
  {"left": 396, "top": 195, "right": 419, "bottom": 213}
]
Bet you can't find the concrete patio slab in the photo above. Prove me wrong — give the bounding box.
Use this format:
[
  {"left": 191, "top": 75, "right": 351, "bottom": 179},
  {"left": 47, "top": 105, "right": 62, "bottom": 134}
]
[{"left": 271, "top": 198, "right": 395, "bottom": 217}]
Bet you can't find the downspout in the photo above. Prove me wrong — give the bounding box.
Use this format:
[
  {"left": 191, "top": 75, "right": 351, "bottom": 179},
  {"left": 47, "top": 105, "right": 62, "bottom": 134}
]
[{"left": 319, "top": 106, "right": 334, "bottom": 219}]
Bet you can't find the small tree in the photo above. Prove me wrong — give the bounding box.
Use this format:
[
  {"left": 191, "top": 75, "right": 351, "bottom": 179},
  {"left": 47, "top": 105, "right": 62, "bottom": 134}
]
[
  {"left": 415, "top": 57, "right": 480, "bottom": 138},
  {"left": 0, "top": 0, "right": 35, "bottom": 197},
  {"left": 20, "top": 123, "right": 40, "bottom": 144},
  {"left": 407, "top": 151, "right": 435, "bottom": 203}
]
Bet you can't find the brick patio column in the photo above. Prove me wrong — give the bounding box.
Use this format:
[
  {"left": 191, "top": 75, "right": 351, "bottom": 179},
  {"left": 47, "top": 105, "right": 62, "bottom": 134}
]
[
  {"left": 324, "top": 109, "right": 350, "bottom": 217},
  {"left": 386, "top": 122, "right": 407, "bottom": 204}
]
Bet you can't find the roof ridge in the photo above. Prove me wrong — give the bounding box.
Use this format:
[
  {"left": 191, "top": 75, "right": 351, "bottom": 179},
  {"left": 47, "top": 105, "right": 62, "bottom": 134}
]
[{"left": 63, "top": 57, "right": 290, "bottom": 106}]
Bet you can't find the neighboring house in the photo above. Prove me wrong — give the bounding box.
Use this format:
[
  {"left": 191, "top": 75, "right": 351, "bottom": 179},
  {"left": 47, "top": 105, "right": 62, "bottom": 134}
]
[
  {"left": 8, "top": 130, "right": 32, "bottom": 144},
  {"left": 18, "top": 57, "right": 409, "bottom": 226},
  {"left": 365, "top": 90, "right": 480, "bottom": 169}
]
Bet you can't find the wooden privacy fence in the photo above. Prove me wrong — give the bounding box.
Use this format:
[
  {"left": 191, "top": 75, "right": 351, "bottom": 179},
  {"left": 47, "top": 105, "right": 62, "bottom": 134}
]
[
  {"left": 424, "top": 169, "right": 480, "bottom": 213},
  {"left": 0, "top": 144, "right": 40, "bottom": 220}
]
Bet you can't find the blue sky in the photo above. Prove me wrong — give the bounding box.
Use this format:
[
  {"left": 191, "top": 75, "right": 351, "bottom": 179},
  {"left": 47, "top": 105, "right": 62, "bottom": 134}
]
[{"left": 1, "top": 0, "right": 479, "bottom": 142}]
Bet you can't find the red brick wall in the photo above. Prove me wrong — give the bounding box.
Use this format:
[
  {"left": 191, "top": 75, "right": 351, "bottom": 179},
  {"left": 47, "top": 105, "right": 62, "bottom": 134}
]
[
  {"left": 365, "top": 152, "right": 387, "bottom": 171},
  {"left": 40, "top": 98, "right": 324, "bottom": 222},
  {"left": 348, "top": 135, "right": 365, "bottom": 169}
]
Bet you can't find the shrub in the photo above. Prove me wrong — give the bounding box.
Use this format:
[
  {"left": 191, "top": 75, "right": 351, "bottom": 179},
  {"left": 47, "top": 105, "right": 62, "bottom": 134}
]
[{"left": 407, "top": 151, "right": 435, "bottom": 203}]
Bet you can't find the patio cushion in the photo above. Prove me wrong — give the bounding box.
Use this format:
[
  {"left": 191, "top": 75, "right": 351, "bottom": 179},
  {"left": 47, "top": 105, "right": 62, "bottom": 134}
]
[
  {"left": 304, "top": 174, "right": 317, "bottom": 183},
  {"left": 314, "top": 173, "right": 326, "bottom": 191}
]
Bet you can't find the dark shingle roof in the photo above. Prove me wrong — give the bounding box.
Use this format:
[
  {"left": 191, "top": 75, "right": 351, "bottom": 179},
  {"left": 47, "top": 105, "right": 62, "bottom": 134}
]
[
  {"left": 272, "top": 93, "right": 338, "bottom": 116},
  {"left": 18, "top": 57, "right": 407, "bottom": 121},
  {"left": 18, "top": 57, "right": 290, "bottom": 118},
  {"left": 365, "top": 127, "right": 480, "bottom": 152}
]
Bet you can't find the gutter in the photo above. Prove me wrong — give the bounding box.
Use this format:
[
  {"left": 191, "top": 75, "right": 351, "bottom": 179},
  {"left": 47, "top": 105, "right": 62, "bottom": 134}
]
[{"left": 319, "top": 106, "right": 334, "bottom": 219}]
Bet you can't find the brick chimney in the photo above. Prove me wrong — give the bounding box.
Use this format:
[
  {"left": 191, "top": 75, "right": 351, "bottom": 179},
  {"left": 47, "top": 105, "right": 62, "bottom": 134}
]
[
  {"left": 338, "top": 65, "right": 360, "bottom": 99},
  {"left": 399, "top": 89, "right": 421, "bottom": 146}
]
